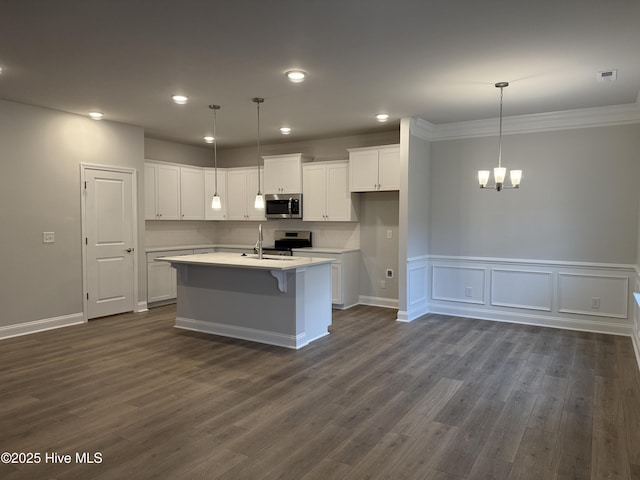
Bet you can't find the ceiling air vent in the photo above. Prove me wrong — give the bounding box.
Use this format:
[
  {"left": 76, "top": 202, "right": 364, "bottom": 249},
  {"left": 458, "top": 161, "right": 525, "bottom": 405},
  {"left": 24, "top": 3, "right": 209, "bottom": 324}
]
[{"left": 597, "top": 69, "right": 617, "bottom": 82}]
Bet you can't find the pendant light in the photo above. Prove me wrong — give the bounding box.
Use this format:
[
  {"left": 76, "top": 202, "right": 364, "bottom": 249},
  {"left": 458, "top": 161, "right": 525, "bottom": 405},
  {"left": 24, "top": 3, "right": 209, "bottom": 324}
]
[
  {"left": 253, "top": 97, "right": 265, "bottom": 209},
  {"left": 478, "top": 82, "right": 522, "bottom": 191},
  {"left": 209, "top": 104, "right": 222, "bottom": 209}
]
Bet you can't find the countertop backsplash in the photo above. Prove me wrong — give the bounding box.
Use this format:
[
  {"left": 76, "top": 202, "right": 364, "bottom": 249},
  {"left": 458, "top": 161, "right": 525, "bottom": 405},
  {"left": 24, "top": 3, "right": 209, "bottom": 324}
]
[
  {"left": 145, "top": 219, "right": 360, "bottom": 250},
  {"left": 145, "top": 220, "right": 216, "bottom": 248}
]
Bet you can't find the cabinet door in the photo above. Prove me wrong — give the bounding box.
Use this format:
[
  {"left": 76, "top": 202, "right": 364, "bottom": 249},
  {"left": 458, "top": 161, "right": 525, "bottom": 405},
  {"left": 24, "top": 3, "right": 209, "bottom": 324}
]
[
  {"left": 205, "top": 169, "right": 227, "bottom": 220},
  {"left": 349, "top": 150, "right": 379, "bottom": 192},
  {"left": 180, "top": 167, "right": 205, "bottom": 220},
  {"left": 147, "top": 261, "right": 176, "bottom": 303},
  {"left": 144, "top": 163, "right": 158, "bottom": 220},
  {"left": 280, "top": 156, "right": 302, "bottom": 193},
  {"left": 263, "top": 158, "right": 282, "bottom": 194},
  {"left": 247, "top": 168, "right": 266, "bottom": 220},
  {"left": 378, "top": 146, "right": 400, "bottom": 190},
  {"left": 331, "top": 263, "right": 342, "bottom": 304},
  {"left": 227, "top": 169, "right": 249, "bottom": 220},
  {"left": 326, "top": 162, "right": 354, "bottom": 221},
  {"left": 156, "top": 164, "right": 181, "bottom": 220},
  {"left": 302, "top": 164, "right": 327, "bottom": 221}
]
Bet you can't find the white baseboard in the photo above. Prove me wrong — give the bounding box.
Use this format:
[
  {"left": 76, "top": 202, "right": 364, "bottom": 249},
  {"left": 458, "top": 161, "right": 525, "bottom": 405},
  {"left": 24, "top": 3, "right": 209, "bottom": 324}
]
[
  {"left": 358, "top": 295, "right": 399, "bottom": 309},
  {"left": 136, "top": 301, "right": 148, "bottom": 313},
  {"left": 0, "top": 313, "right": 85, "bottom": 340},
  {"left": 428, "top": 303, "right": 633, "bottom": 337},
  {"left": 175, "top": 316, "right": 327, "bottom": 350}
]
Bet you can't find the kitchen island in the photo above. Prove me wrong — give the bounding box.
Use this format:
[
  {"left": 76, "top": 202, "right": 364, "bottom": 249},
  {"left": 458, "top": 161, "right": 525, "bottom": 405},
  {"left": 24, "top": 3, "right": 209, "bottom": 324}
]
[{"left": 157, "top": 252, "right": 334, "bottom": 349}]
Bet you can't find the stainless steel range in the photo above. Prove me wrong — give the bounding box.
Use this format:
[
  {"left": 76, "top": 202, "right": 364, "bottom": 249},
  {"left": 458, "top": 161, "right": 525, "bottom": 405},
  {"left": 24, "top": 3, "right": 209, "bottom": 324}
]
[{"left": 260, "top": 230, "right": 312, "bottom": 256}]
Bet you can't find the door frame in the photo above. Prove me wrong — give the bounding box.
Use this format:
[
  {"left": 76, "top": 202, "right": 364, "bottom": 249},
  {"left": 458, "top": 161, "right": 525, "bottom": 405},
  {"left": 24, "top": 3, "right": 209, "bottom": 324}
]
[{"left": 80, "top": 163, "right": 140, "bottom": 322}]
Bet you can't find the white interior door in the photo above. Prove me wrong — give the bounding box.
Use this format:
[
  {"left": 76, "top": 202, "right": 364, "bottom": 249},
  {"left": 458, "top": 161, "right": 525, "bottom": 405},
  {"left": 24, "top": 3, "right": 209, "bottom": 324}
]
[{"left": 84, "top": 168, "right": 135, "bottom": 319}]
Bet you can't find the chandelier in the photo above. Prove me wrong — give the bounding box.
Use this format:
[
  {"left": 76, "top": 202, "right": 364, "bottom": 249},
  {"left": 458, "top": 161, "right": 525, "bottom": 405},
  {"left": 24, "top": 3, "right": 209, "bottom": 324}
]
[{"left": 478, "top": 82, "right": 522, "bottom": 191}]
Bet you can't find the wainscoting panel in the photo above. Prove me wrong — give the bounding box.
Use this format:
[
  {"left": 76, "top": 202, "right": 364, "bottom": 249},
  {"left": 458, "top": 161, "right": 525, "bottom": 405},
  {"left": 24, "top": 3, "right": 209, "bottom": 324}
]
[
  {"left": 398, "top": 256, "right": 429, "bottom": 322},
  {"left": 432, "top": 265, "right": 485, "bottom": 304},
  {"left": 491, "top": 268, "right": 553, "bottom": 311},
  {"left": 558, "top": 272, "right": 628, "bottom": 318},
  {"left": 428, "top": 256, "right": 635, "bottom": 337}
]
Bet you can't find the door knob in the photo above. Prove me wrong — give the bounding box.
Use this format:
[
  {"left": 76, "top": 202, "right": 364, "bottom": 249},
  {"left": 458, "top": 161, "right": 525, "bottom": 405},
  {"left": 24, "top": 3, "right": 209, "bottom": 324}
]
[{"left": 125, "top": 248, "right": 134, "bottom": 253}]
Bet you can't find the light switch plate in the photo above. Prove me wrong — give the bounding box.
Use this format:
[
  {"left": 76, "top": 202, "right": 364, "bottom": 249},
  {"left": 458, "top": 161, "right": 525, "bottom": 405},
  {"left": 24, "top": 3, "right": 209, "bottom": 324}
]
[{"left": 43, "top": 232, "right": 55, "bottom": 243}]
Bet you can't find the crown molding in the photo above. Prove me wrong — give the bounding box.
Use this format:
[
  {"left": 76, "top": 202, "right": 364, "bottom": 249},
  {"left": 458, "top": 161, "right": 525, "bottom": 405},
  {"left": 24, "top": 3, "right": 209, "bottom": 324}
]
[
  {"left": 409, "top": 117, "right": 435, "bottom": 141},
  {"left": 418, "top": 103, "right": 640, "bottom": 141}
]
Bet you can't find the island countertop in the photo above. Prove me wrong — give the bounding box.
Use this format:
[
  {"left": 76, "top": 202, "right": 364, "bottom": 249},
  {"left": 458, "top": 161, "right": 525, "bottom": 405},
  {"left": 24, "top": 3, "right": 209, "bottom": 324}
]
[{"left": 156, "top": 252, "right": 334, "bottom": 271}]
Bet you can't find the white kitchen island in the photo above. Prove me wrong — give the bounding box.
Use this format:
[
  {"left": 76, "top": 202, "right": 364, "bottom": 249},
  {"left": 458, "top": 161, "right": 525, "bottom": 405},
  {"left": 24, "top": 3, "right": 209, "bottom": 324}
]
[{"left": 157, "top": 252, "right": 334, "bottom": 349}]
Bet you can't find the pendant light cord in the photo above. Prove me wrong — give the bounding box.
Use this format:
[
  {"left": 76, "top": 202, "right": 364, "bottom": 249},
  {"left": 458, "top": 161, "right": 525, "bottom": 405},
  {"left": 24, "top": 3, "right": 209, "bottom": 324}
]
[
  {"left": 213, "top": 107, "right": 218, "bottom": 195},
  {"left": 209, "top": 104, "right": 221, "bottom": 197},
  {"left": 498, "top": 85, "right": 504, "bottom": 169},
  {"left": 253, "top": 98, "right": 264, "bottom": 195}
]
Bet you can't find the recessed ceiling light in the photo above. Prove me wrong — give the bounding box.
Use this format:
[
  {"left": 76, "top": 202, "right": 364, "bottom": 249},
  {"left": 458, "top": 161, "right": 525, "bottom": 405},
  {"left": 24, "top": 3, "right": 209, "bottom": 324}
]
[
  {"left": 204, "top": 136, "right": 215, "bottom": 143},
  {"left": 280, "top": 127, "right": 292, "bottom": 135},
  {"left": 89, "top": 111, "right": 104, "bottom": 120},
  {"left": 286, "top": 70, "right": 307, "bottom": 83},
  {"left": 172, "top": 94, "right": 189, "bottom": 105},
  {"left": 375, "top": 113, "right": 390, "bottom": 122}
]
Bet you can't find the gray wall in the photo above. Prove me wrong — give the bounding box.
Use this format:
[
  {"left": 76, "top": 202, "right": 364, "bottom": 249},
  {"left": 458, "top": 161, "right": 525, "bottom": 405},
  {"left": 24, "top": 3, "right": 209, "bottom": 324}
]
[
  {"left": 145, "top": 137, "right": 213, "bottom": 167},
  {"left": 218, "top": 130, "right": 400, "bottom": 167},
  {"left": 359, "top": 192, "right": 399, "bottom": 300},
  {"left": 0, "top": 100, "right": 144, "bottom": 327},
  {"left": 429, "top": 124, "right": 640, "bottom": 263}
]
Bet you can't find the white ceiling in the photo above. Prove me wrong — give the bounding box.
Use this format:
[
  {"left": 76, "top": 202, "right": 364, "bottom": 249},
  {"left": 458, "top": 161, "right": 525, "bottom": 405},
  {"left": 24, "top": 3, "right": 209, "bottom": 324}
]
[{"left": 1, "top": 0, "right": 639, "bottom": 148}]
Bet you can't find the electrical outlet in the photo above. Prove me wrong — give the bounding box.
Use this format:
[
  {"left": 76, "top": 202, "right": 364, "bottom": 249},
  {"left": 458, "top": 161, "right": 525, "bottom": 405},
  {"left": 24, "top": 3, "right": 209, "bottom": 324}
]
[
  {"left": 43, "top": 232, "right": 55, "bottom": 243},
  {"left": 465, "top": 287, "right": 473, "bottom": 297},
  {"left": 380, "top": 280, "right": 386, "bottom": 289},
  {"left": 386, "top": 269, "right": 394, "bottom": 278},
  {"left": 591, "top": 297, "right": 600, "bottom": 309},
  {"left": 386, "top": 230, "right": 393, "bottom": 239}
]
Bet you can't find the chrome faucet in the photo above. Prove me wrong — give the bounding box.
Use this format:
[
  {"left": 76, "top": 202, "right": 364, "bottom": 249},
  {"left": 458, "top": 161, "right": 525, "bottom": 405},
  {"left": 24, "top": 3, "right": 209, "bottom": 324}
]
[{"left": 256, "top": 223, "right": 263, "bottom": 259}]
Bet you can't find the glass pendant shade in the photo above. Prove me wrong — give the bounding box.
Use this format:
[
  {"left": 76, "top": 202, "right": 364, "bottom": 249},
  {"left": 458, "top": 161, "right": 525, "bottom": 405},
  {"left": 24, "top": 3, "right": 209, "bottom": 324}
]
[
  {"left": 478, "top": 170, "right": 490, "bottom": 187},
  {"left": 254, "top": 193, "right": 264, "bottom": 209},
  {"left": 494, "top": 167, "right": 506, "bottom": 184},
  {"left": 211, "top": 194, "right": 221, "bottom": 210},
  {"left": 510, "top": 169, "right": 522, "bottom": 187}
]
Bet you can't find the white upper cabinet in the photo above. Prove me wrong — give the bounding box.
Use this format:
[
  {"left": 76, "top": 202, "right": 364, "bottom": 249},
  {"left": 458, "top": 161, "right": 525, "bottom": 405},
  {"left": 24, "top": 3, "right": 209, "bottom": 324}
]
[
  {"left": 263, "top": 153, "right": 304, "bottom": 194},
  {"left": 227, "top": 167, "right": 265, "bottom": 221},
  {"left": 204, "top": 168, "right": 228, "bottom": 220},
  {"left": 348, "top": 144, "right": 400, "bottom": 192},
  {"left": 303, "top": 161, "right": 357, "bottom": 222},
  {"left": 145, "top": 162, "right": 181, "bottom": 220},
  {"left": 179, "top": 166, "right": 205, "bottom": 220}
]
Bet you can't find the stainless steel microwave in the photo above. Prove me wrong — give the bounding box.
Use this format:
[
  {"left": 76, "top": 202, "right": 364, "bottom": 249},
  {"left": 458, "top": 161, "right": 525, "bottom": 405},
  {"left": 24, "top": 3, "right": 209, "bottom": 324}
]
[{"left": 265, "top": 193, "right": 302, "bottom": 219}]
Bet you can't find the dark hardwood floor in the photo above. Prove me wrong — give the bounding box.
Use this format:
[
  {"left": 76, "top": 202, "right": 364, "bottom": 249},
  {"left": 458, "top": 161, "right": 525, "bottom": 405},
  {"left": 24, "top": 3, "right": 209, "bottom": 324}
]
[{"left": 1, "top": 305, "right": 639, "bottom": 479}]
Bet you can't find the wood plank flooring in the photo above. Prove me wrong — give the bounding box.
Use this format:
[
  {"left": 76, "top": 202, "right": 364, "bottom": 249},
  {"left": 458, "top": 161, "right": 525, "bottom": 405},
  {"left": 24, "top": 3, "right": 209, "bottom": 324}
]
[{"left": 1, "top": 305, "right": 640, "bottom": 479}]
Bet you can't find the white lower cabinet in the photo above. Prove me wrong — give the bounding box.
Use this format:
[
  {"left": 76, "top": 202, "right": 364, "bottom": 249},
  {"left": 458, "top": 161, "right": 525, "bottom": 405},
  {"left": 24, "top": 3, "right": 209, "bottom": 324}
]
[
  {"left": 293, "top": 250, "right": 360, "bottom": 309},
  {"left": 147, "top": 250, "right": 193, "bottom": 304}
]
